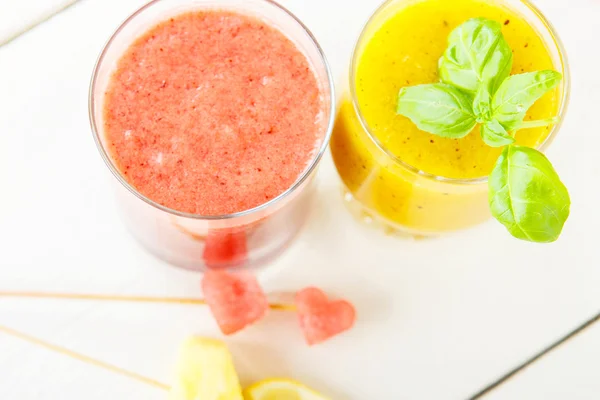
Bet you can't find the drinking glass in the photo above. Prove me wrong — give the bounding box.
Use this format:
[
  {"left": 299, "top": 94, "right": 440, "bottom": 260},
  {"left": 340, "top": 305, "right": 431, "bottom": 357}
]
[
  {"left": 330, "top": 0, "right": 570, "bottom": 236},
  {"left": 90, "top": 0, "right": 334, "bottom": 270}
]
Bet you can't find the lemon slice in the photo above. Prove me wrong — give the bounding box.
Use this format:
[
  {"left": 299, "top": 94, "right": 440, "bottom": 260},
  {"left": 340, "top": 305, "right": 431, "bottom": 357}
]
[
  {"left": 244, "top": 378, "right": 330, "bottom": 400},
  {"left": 169, "top": 337, "right": 243, "bottom": 400}
]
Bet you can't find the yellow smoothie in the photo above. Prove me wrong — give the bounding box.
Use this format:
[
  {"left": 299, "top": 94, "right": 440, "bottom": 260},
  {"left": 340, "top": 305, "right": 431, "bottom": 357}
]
[{"left": 331, "top": 0, "right": 566, "bottom": 234}]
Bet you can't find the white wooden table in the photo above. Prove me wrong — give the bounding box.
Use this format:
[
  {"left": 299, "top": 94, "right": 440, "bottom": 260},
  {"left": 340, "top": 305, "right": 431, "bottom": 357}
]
[{"left": 0, "top": 0, "right": 599, "bottom": 398}]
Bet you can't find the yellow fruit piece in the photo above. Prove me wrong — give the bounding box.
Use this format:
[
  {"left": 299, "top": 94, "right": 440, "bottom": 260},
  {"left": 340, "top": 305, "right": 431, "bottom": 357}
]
[
  {"left": 169, "top": 337, "right": 243, "bottom": 400},
  {"left": 244, "top": 378, "right": 330, "bottom": 400}
]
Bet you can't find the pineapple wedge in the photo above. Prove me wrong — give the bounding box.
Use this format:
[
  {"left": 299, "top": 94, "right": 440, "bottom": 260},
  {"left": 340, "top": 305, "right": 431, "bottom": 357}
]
[{"left": 169, "top": 337, "right": 244, "bottom": 400}]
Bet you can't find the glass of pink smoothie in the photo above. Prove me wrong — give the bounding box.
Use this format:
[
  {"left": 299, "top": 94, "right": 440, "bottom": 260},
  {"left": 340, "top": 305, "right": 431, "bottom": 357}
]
[{"left": 89, "top": 0, "right": 334, "bottom": 271}]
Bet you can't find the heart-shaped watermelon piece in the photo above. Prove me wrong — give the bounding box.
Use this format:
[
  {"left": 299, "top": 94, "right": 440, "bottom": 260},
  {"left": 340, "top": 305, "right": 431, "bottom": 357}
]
[
  {"left": 295, "top": 287, "right": 356, "bottom": 345},
  {"left": 202, "top": 270, "right": 269, "bottom": 335}
]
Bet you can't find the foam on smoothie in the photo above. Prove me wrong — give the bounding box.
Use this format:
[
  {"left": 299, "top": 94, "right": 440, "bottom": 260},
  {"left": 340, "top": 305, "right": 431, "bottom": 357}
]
[{"left": 104, "top": 11, "right": 325, "bottom": 215}]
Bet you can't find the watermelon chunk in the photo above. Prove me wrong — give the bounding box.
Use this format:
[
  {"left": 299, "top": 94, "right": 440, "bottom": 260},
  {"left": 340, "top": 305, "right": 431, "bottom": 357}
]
[
  {"left": 203, "top": 229, "right": 247, "bottom": 268},
  {"left": 202, "top": 270, "right": 269, "bottom": 335},
  {"left": 295, "top": 287, "right": 356, "bottom": 345}
]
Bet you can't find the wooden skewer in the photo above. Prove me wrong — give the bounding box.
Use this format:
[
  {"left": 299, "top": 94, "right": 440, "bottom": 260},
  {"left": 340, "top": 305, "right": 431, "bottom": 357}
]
[
  {"left": 0, "top": 324, "right": 170, "bottom": 391},
  {"left": 0, "top": 291, "right": 296, "bottom": 391},
  {"left": 0, "top": 291, "right": 297, "bottom": 312}
]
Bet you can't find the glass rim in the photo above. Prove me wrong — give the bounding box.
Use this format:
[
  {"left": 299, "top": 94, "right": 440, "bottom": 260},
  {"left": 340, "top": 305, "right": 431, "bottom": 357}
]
[
  {"left": 349, "top": 0, "right": 571, "bottom": 186},
  {"left": 89, "top": 0, "right": 336, "bottom": 221}
]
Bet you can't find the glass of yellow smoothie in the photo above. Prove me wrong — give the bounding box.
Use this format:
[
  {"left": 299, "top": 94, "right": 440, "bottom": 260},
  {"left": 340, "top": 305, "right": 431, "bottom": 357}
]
[{"left": 331, "top": 0, "right": 570, "bottom": 236}]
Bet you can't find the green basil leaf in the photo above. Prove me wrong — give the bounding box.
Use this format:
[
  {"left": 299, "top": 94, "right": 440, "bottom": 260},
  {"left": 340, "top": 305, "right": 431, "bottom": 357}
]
[
  {"left": 397, "top": 83, "right": 476, "bottom": 138},
  {"left": 439, "top": 18, "right": 513, "bottom": 94},
  {"left": 492, "top": 70, "right": 562, "bottom": 130},
  {"left": 489, "top": 145, "right": 570, "bottom": 243},
  {"left": 473, "top": 84, "right": 492, "bottom": 122},
  {"left": 481, "top": 119, "right": 515, "bottom": 147}
]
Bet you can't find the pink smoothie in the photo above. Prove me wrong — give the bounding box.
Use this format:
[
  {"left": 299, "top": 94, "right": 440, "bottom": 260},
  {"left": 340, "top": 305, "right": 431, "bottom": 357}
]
[{"left": 104, "top": 11, "right": 325, "bottom": 215}]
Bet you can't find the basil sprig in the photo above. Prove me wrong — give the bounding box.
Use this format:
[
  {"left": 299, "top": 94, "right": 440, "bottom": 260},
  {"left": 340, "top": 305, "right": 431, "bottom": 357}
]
[{"left": 396, "top": 18, "right": 570, "bottom": 243}]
